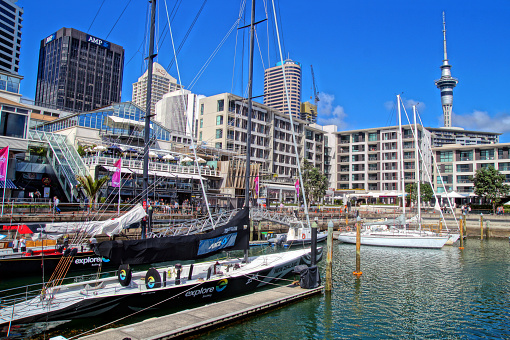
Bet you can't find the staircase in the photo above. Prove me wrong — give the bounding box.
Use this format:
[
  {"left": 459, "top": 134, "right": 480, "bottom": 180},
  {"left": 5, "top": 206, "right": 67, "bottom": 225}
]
[{"left": 28, "top": 130, "right": 90, "bottom": 202}]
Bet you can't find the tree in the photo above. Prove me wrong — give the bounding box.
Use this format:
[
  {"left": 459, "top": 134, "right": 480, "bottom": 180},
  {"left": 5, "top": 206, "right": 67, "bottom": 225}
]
[
  {"left": 301, "top": 160, "right": 329, "bottom": 207},
  {"left": 471, "top": 165, "right": 510, "bottom": 214},
  {"left": 405, "top": 182, "right": 434, "bottom": 206},
  {"left": 76, "top": 174, "right": 110, "bottom": 210}
]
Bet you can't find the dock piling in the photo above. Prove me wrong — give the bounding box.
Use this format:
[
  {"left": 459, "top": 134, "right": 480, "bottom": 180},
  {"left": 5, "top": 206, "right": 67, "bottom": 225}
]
[
  {"left": 486, "top": 220, "right": 490, "bottom": 239},
  {"left": 325, "top": 220, "right": 334, "bottom": 291},
  {"left": 459, "top": 218, "right": 464, "bottom": 249},
  {"left": 353, "top": 215, "right": 362, "bottom": 276},
  {"left": 480, "top": 213, "right": 484, "bottom": 240}
]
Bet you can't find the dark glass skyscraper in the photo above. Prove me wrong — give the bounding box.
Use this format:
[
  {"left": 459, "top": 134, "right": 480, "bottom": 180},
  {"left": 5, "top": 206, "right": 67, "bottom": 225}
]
[{"left": 35, "top": 27, "right": 124, "bottom": 112}]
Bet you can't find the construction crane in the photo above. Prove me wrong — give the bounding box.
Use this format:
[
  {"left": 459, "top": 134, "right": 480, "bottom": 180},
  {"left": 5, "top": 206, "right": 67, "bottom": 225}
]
[{"left": 311, "top": 65, "right": 319, "bottom": 106}]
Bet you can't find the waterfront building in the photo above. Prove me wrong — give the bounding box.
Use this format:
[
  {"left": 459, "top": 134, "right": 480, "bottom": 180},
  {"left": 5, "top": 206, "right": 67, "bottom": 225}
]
[
  {"left": 198, "top": 93, "right": 333, "bottom": 203},
  {"left": 264, "top": 59, "right": 302, "bottom": 119},
  {"left": 155, "top": 89, "right": 203, "bottom": 138},
  {"left": 434, "top": 13, "right": 458, "bottom": 128},
  {"left": 35, "top": 27, "right": 124, "bottom": 112},
  {"left": 426, "top": 127, "right": 499, "bottom": 147},
  {"left": 300, "top": 102, "right": 317, "bottom": 124},
  {"left": 132, "top": 62, "right": 181, "bottom": 117},
  {"left": 433, "top": 143, "right": 510, "bottom": 195}
]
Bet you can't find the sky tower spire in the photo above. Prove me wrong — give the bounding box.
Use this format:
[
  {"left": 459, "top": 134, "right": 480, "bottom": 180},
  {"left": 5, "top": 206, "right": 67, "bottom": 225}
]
[{"left": 435, "top": 11, "right": 458, "bottom": 128}]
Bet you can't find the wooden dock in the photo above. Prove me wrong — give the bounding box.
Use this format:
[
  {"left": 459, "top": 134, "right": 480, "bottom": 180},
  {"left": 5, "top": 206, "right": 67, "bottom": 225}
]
[{"left": 81, "top": 285, "right": 323, "bottom": 340}]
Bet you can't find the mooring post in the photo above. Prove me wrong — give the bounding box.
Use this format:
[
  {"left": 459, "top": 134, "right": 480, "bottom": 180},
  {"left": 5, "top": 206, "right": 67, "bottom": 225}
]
[
  {"left": 463, "top": 213, "right": 467, "bottom": 235},
  {"left": 257, "top": 222, "right": 262, "bottom": 241},
  {"left": 485, "top": 220, "right": 490, "bottom": 239},
  {"left": 325, "top": 220, "right": 334, "bottom": 291},
  {"left": 311, "top": 218, "right": 318, "bottom": 267},
  {"left": 480, "top": 213, "right": 483, "bottom": 240},
  {"left": 459, "top": 218, "right": 464, "bottom": 250},
  {"left": 353, "top": 215, "right": 362, "bottom": 276}
]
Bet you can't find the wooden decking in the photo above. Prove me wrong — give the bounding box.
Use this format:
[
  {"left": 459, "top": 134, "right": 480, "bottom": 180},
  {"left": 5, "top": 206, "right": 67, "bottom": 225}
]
[{"left": 81, "top": 285, "right": 323, "bottom": 340}]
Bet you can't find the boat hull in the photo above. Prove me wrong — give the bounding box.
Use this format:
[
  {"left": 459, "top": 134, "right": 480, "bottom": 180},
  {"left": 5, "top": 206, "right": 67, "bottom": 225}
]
[
  {"left": 336, "top": 232, "right": 448, "bottom": 249},
  {"left": 0, "top": 248, "right": 323, "bottom": 326},
  {"left": 284, "top": 233, "right": 328, "bottom": 247}
]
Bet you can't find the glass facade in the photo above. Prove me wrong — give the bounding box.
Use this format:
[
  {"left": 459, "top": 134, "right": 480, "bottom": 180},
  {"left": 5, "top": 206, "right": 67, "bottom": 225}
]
[
  {"left": 0, "top": 73, "right": 20, "bottom": 93},
  {"left": 0, "top": 104, "right": 27, "bottom": 138},
  {"left": 38, "top": 102, "right": 190, "bottom": 144}
]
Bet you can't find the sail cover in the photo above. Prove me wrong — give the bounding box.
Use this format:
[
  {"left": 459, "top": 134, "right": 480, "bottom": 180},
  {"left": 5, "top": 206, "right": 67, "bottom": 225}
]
[
  {"left": 31, "top": 204, "right": 147, "bottom": 240},
  {"left": 95, "top": 207, "right": 250, "bottom": 264}
]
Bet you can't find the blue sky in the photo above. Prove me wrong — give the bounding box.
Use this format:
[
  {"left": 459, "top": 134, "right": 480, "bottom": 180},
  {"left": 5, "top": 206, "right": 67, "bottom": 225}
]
[{"left": 17, "top": 1, "right": 510, "bottom": 141}]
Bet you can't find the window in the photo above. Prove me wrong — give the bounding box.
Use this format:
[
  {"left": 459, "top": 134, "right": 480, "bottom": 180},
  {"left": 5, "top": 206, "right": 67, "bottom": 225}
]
[
  {"left": 457, "top": 175, "right": 470, "bottom": 183},
  {"left": 460, "top": 151, "right": 472, "bottom": 161},
  {"left": 199, "top": 131, "right": 202, "bottom": 141},
  {"left": 215, "top": 129, "right": 223, "bottom": 139},
  {"left": 217, "top": 99, "right": 224, "bottom": 112},
  {"left": 215, "top": 142, "right": 222, "bottom": 149},
  {"left": 216, "top": 115, "right": 223, "bottom": 125},
  {"left": 480, "top": 150, "right": 494, "bottom": 160},
  {"left": 444, "top": 164, "right": 453, "bottom": 173},
  {"left": 200, "top": 119, "right": 203, "bottom": 128},
  {"left": 499, "top": 163, "right": 510, "bottom": 171},
  {"left": 0, "top": 111, "right": 26, "bottom": 138},
  {"left": 200, "top": 104, "right": 204, "bottom": 115},
  {"left": 368, "top": 132, "right": 378, "bottom": 141},
  {"left": 457, "top": 164, "right": 470, "bottom": 172},
  {"left": 439, "top": 151, "right": 453, "bottom": 162}
]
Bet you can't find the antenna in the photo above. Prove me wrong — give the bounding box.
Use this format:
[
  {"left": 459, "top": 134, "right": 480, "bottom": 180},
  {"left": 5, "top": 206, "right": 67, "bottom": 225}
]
[{"left": 442, "top": 11, "right": 448, "bottom": 61}]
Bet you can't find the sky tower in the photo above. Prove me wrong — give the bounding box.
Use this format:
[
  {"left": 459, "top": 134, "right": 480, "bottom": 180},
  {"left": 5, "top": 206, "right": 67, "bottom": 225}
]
[{"left": 434, "top": 12, "right": 458, "bottom": 128}]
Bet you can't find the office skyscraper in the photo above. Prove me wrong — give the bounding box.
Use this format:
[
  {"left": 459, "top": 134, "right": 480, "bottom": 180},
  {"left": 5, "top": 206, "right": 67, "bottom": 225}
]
[
  {"left": 132, "top": 62, "right": 181, "bottom": 116},
  {"left": 264, "top": 59, "right": 302, "bottom": 119},
  {"left": 434, "top": 13, "right": 458, "bottom": 128},
  {"left": 35, "top": 27, "right": 125, "bottom": 112},
  {"left": 0, "top": 0, "right": 23, "bottom": 97}
]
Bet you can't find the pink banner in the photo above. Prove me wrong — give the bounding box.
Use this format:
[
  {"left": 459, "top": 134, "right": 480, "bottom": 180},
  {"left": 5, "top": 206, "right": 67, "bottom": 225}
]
[
  {"left": 254, "top": 176, "right": 259, "bottom": 196},
  {"left": 111, "top": 158, "right": 122, "bottom": 187},
  {"left": 0, "top": 146, "right": 8, "bottom": 181},
  {"left": 295, "top": 179, "right": 299, "bottom": 197}
]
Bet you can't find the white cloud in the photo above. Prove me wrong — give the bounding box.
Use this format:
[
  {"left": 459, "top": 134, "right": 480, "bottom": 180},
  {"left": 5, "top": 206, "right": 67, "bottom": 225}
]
[
  {"left": 453, "top": 110, "right": 510, "bottom": 133},
  {"left": 384, "top": 99, "right": 425, "bottom": 112},
  {"left": 317, "top": 92, "right": 347, "bottom": 129}
]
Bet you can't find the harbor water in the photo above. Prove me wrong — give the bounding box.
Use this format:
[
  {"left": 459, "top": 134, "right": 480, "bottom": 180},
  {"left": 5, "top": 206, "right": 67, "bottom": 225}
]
[{"left": 2, "top": 239, "right": 510, "bottom": 339}]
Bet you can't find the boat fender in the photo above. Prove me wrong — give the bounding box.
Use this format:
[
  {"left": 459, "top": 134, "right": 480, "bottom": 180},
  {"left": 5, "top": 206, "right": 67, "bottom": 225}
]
[
  {"left": 27, "top": 249, "right": 33, "bottom": 256},
  {"left": 145, "top": 268, "right": 162, "bottom": 289},
  {"left": 57, "top": 246, "right": 64, "bottom": 254},
  {"left": 64, "top": 248, "right": 71, "bottom": 256},
  {"left": 302, "top": 234, "right": 306, "bottom": 240},
  {"left": 175, "top": 263, "right": 182, "bottom": 285},
  {"left": 70, "top": 248, "right": 78, "bottom": 256},
  {"left": 118, "top": 264, "right": 132, "bottom": 286},
  {"left": 207, "top": 265, "right": 213, "bottom": 280}
]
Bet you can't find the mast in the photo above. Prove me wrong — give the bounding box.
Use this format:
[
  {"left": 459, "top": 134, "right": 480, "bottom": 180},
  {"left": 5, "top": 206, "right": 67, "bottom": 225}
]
[
  {"left": 142, "top": 0, "right": 157, "bottom": 239},
  {"left": 397, "top": 95, "right": 405, "bottom": 216},
  {"left": 413, "top": 105, "right": 421, "bottom": 231},
  {"left": 243, "top": 0, "right": 256, "bottom": 262}
]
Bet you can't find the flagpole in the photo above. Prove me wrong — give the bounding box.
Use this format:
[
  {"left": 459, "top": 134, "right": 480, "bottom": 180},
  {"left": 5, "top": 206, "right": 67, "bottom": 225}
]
[
  {"left": 1, "top": 147, "right": 9, "bottom": 217},
  {"left": 118, "top": 159, "right": 122, "bottom": 216}
]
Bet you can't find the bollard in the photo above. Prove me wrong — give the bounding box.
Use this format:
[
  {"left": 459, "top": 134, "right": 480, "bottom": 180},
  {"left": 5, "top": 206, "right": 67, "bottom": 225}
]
[
  {"left": 459, "top": 219, "right": 464, "bottom": 250},
  {"left": 353, "top": 215, "right": 362, "bottom": 276},
  {"left": 325, "top": 220, "right": 334, "bottom": 291},
  {"left": 480, "top": 213, "right": 483, "bottom": 240}
]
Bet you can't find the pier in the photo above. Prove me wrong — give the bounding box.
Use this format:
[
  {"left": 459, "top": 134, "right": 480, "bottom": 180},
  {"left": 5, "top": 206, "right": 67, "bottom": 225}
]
[{"left": 81, "top": 285, "right": 322, "bottom": 340}]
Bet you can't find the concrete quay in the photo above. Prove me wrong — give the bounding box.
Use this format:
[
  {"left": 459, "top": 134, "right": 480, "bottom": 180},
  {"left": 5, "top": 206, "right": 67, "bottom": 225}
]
[{"left": 80, "top": 285, "right": 322, "bottom": 340}]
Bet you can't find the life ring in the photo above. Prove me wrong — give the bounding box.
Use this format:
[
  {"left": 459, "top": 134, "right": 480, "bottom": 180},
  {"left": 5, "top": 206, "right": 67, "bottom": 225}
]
[
  {"left": 302, "top": 234, "right": 306, "bottom": 239},
  {"left": 346, "top": 226, "right": 351, "bottom": 232}
]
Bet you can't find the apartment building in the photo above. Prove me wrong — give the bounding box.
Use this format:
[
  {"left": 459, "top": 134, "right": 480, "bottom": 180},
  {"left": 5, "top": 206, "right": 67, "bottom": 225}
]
[
  {"left": 335, "top": 125, "right": 432, "bottom": 192},
  {"left": 427, "top": 127, "right": 499, "bottom": 147},
  {"left": 433, "top": 143, "right": 510, "bottom": 195},
  {"left": 264, "top": 59, "right": 302, "bottom": 119}
]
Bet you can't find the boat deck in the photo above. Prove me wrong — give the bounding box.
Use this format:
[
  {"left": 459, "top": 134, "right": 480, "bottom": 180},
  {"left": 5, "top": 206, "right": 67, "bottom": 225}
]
[{"left": 81, "top": 284, "right": 323, "bottom": 340}]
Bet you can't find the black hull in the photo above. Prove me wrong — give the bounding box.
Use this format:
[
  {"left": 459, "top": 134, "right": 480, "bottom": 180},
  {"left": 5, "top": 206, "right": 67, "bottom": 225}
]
[
  {"left": 0, "top": 252, "right": 119, "bottom": 278},
  {"left": 3, "top": 248, "right": 322, "bottom": 326},
  {"left": 284, "top": 234, "right": 328, "bottom": 247}
]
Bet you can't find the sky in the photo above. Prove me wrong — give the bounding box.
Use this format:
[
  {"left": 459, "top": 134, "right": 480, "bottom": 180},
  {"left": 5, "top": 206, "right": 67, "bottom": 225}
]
[{"left": 16, "top": 0, "right": 510, "bottom": 142}]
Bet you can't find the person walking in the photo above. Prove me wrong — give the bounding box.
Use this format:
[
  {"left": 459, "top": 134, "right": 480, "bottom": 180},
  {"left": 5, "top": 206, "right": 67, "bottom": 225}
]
[
  {"left": 19, "top": 236, "right": 26, "bottom": 252},
  {"left": 54, "top": 196, "right": 61, "bottom": 214}
]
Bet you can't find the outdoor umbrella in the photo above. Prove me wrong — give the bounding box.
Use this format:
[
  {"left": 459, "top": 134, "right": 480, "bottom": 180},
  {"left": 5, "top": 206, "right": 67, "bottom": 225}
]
[
  {"left": 148, "top": 151, "right": 158, "bottom": 158},
  {"left": 94, "top": 145, "right": 107, "bottom": 152},
  {"left": 181, "top": 156, "right": 193, "bottom": 162},
  {"left": 196, "top": 157, "right": 206, "bottom": 163},
  {"left": 163, "top": 154, "right": 175, "bottom": 161}
]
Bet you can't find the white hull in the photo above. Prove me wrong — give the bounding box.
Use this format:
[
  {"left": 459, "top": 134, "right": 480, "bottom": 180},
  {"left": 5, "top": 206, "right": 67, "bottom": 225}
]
[{"left": 335, "top": 231, "right": 449, "bottom": 249}]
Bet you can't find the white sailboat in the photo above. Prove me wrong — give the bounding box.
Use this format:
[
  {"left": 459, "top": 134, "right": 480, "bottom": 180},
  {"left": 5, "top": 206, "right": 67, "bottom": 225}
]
[{"left": 335, "top": 96, "right": 450, "bottom": 249}]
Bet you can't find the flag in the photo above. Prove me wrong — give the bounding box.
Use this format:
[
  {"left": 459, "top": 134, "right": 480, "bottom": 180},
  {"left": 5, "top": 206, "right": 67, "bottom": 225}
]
[
  {"left": 295, "top": 179, "right": 299, "bottom": 197},
  {"left": 111, "top": 158, "right": 122, "bottom": 187},
  {"left": 254, "top": 176, "right": 259, "bottom": 196},
  {"left": 0, "top": 146, "right": 8, "bottom": 181}
]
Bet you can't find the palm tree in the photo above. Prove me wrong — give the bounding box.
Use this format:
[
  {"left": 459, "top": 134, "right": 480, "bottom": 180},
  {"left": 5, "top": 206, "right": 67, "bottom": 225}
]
[{"left": 76, "top": 174, "right": 109, "bottom": 210}]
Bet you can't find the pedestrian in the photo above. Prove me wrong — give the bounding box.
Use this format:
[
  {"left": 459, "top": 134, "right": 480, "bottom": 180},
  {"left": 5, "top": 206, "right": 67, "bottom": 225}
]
[
  {"left": 34, "top": 190, "right": 41, "bottom": 200},
  {"left": 19, "top": 236, "right": 26, "bottom": 252},
  {"left": 54, "top": 196, "right": 61, "bottom": 214},
  {"left": 174, "top": 201, "right": 179, "bottom": 213},
  {"left": 89, "top": 236, "right": 97, "bottom": 250},
  {"left": 63, "top": 234, "right": 69, "bottom": 249},
  {"left": 12, "top": 237, "right": 18, "bottom": 253}
]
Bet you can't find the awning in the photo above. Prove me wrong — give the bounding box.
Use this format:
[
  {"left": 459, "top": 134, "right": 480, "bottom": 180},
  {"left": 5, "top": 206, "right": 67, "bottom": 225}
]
[
  {"left": 175, "top": 174, "right": 203, "bottom": 180},
  {"left": 102, "top": 166, "right": 132, "bottom": 174},
  {"left": 0, "top": 179, "right": 17, "bottom": 189},
  {"left": 128, "top": 168, "right": 176, "bottom": 178},
  {"left": 105, "top": 115, "right": 146, "bottom": 131}
]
